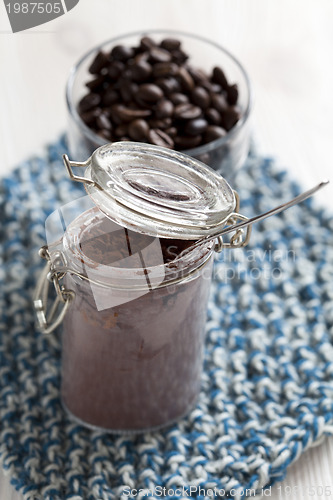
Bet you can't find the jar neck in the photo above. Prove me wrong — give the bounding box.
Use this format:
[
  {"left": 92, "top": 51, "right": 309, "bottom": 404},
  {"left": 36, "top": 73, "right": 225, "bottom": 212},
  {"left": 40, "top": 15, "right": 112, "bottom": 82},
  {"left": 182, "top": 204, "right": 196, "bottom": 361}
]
[{"left": 47, "top": 207, "right": 214, "bottom": 290}]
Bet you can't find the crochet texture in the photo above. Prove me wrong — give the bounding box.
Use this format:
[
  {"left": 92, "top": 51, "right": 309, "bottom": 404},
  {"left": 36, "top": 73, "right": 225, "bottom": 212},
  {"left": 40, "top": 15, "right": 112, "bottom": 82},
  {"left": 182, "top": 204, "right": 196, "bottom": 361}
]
[{"left": 0, "top": 137, "right": 333, "bottom": 500}]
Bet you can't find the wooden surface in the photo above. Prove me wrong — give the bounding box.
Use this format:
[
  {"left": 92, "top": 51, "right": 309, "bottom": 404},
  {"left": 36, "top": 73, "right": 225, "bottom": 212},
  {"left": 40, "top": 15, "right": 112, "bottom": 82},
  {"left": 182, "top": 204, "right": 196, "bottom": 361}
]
[{"left": 0, "top": 1, "right": 333, "bottom": 499}]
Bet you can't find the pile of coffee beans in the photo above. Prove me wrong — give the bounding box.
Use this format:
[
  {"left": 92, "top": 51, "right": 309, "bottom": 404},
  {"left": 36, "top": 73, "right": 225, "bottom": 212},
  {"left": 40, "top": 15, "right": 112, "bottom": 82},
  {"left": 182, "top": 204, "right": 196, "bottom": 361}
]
[{"left": 77, "top": 36, "right": 241, "bottom": 151}]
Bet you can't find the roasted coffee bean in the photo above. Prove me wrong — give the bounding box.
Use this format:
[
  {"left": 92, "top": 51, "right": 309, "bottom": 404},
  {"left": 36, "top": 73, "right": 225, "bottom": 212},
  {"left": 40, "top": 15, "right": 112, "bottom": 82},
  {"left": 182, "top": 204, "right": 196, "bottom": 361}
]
[
  {"left": 99, "top": 128, "right": 112, "bottom": 140},
  {"left": 134, "top": 51, "right": 149, "bottom": 63},
  {"left": 184, "top": 118, "right": 208, "bottom": 136},
  {"left": 102, "top": 88, "right": 119, "bottom": 106},
  {"left": 80, "top": 108, "right": 101, "bottom": 126},
  {"left": 88, "top": 51, "right": 109, "bottom": 74},
  {"left": 169, "top": 92, "right": 189, "bottom": 105},
  {"left": 191, "top": 87, "right": 210, "bottom": 109},
  {"left": 96, "top": 113, "right": 112, "bottom": 130},
  {"left": 174, "top": 103, "right": 202, "bottom": 120},
  {"left": 149, "top": 118, "right": 172, "bottom": 129},
  {"left": 210, "top": 83, "right": 222, "bottom": 94},
  {"left": 114, "top": 124, "right": 128, "bottom": 137},
  {"left": 111, "top": 45, "right": 135, "bottom": 61},
  {"left": 177, "top": 67, "right": 194, "bottom": 92},
  {"left": 160, "top": 38, "right": 181, "bottom": 51},
  {"left": 165, "top": 126, "right": 177, "bottom": 138},
  {"left": 128, "top": 119, "right": 149, "bottom": 141},
  {"left": 78, "top": 93, "right": 101, "bottom": 113},
  {"left": 137, "top": 83, "right": 164, "bottom": 102},
  {"left": 155, "top": 99, "right": 174, "bottom": 119},
  {"left": 155, "top": 77, "right": 181, "bottom": 95},
  {"left": 204, "top": 125, "right": 226, "bottom": 142},
  {"left": 227, "top": 84, "right": 238, "bottom": 105},
  {"left": 211, "top": 93, "right": 228, "bottom": 112},
  {"left": 86, "top": 75, "right": 106, "bottom": 91},
  {"left": 174, "top": 135, "right": 202, "bottom": 149},
  {"left": 149, "top": 47, "right": 171, "bottom": 63},
  {"left": 108, "top": 61, "right": 125, "bottom": 80},
  {"left": 140, "top": 36, "right": 156, "bottom": 50},
  {"left": 131, "top": 60, "right": 152, "bottom": 81},
  {"left": 220, "top": 106, "right": 241, "bottom": 131},
  {"left": 112, "top": 104, "right": 152, "bottom": 123},
  {"left": 120, "top": 82, "right": 138, "bottom": 103},
  {"left": 152, "top": 62, "right": 178, "bottom": 78},
  {"left": 188, "top": 67, "right": 208, "bottom": 84},
  {"left": 212, "top": 66, "right": 229, "bottom": 89},
  {"left": 205, "top": 108, "right": 221, "bottom": 125},
  {"left": 171, "top": 49, "right": 188, "bottom": 64},
  {"left": 148, "top": 129, "right": 174, "bottom": 149}
]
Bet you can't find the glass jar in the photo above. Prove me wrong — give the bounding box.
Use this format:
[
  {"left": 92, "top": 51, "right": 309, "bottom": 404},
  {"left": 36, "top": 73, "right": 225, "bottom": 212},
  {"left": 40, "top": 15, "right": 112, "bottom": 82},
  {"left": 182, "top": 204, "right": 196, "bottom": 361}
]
[
  {"left": 34, "top": 142, "right": 250, "bottom": 433},
  {"left": 66, "top": 30, "right": 252, "bottom": 180}
]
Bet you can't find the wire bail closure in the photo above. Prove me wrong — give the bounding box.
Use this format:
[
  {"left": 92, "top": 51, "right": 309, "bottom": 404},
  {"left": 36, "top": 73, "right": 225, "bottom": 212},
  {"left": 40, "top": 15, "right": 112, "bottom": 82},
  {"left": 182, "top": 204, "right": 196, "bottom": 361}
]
[{"left": 33, "top": 246, "right": 75, "bottom": 335}]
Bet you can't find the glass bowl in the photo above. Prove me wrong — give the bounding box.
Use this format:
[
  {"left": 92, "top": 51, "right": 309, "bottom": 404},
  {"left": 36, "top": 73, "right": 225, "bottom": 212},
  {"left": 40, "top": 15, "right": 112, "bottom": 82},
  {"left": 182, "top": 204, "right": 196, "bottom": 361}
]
[{"left": 66, "top": 30, "right": 252, "bottom": 180}]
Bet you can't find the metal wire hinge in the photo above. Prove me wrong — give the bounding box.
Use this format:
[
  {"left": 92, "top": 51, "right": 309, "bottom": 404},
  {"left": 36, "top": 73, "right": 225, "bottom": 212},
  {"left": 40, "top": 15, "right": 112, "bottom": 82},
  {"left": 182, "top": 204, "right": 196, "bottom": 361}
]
[{"left": 33, "top": 246, "right": 75, "bottom": 335}]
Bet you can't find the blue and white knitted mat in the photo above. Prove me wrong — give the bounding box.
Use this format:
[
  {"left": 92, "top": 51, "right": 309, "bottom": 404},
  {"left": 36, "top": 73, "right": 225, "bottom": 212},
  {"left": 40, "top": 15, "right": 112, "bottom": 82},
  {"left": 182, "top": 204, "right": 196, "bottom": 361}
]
[{"left": 0, "top": 136, "right": 333, "bottom": 500}]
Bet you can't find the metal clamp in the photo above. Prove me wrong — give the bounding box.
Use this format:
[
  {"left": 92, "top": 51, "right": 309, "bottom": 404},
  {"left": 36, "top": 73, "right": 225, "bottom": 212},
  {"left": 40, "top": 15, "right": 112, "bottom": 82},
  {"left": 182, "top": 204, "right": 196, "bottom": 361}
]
[{"left": 33, "top": 246, "right": 75, "bottom": 335}]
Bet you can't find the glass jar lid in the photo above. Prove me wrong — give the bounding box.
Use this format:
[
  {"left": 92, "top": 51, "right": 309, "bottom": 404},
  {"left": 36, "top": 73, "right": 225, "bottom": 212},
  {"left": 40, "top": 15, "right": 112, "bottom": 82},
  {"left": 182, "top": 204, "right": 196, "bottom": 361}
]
[{"left": 65, "top": 142, "right": 236, "bottom": 239}]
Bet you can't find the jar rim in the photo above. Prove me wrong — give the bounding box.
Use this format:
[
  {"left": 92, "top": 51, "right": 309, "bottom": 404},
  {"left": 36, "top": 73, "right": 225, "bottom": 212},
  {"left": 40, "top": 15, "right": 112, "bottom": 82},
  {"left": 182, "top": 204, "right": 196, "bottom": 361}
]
[{"left": 56, "top": 207, "right": 215, "bottom": 291}]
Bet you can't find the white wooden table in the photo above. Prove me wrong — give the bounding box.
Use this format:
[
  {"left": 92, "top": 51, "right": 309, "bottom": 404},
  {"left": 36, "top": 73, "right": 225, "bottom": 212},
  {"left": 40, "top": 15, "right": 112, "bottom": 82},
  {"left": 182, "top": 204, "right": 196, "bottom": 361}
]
[{"left": 1, "top": 1, "right": 333, "bottom": 499}]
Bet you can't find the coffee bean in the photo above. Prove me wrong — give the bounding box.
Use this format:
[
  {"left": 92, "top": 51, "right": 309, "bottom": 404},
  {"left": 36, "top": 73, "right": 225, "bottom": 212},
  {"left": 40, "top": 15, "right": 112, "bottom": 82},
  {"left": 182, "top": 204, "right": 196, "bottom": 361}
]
[
  {"left": 177, "top": 67, "right": 194, "bottom": 92},
  {"left": 204, "top": 125, "right": 226, "bottom": 142},
  {"left": 112, "top": 104, "right": 152, "bottom": 123},
  {"left": 155, "top": 77, "right": 181, "bottom": 95},
  {"left": 152, "top": 62, "right": 179, "bottom": 78},
  {"left": 78, "top": 93, "right": 101, "bottom": 113},
  {"left": 211, "top": 93, "right": 228, "bottom": 112},
  {"left": 148, "top": 129, "right": 174, "bottom": 149},
  {"left": 205, "top": 108, "right": 221, "bottom": 125},
  {"left": 102, "top": 88, "right": 119, "bottom": 106},
  {"left": 108, "top": 61, "right": 125, "bottom": 80},
  {"left": 149, "top": 47, "right": 171, "bottom": 63},
  {"left": 227, "top": 84, "right": 238, "bottom": 106},
  {"left": 188, "top": 67, "right": 208, "bottom": 84},
  {"left": 114, "top": 124, "right": 128, "bottom": 137},
  {"left": 160, "top": 38, "right": 181, "bottom": 51},
  {"left": 220, "top": 106, "right": 241, "bottom": 131},
  {"left": 99, "top": 128, "right": 112, "bottom": 140},
  {"left": 140, "top": 36, "right": 156, "bottom": 50},
  {"left": 184, "top": 118, "right": 208, "bottom": 136},
  {"left": 85, "top": 75, "right": 106, "bottom": 91},
  {"left": 165, "top": 126, "right": 177, "bottom": 138},
  {"left": 155, "top": 99, "right": 174, "bottom": 119},
  {"left": 174, "top": 103, "right": 202, "bottom": 120},
  {"left": 120, "top": 82, "right": 138, "bottom": 103},
  {"left": 171, "top": 49, "right": 188, "bottom": 64},
  {"left": 149, "top": 118, "right": 172, "bottom": 129},
  {"left": 88, "top": 51, "right": 109, "bottom": 74},
  {"left": 137, "top": 83, "right": 164, "bottom": 102},
  {"left": 212, "top": 66, "right": 229, "bottom": 89},
  {"left": 175, "top": 135, "right": 202, "bottom": 149},
  {"left": 131, "top": 60, "right": 152, "bottom": 81},
  {"left": 80, "top": 108, "right": 101, "bottom": 126},
  {"left": 191, "top": 87, "right": 210, "bottom": 109},
  {"left": 96, "top": 113, "right": 112, "bottom": 130},
  {"left": 111, "top": 45, "right": 135, "bottom": 61},
  {"left": 128, "top": 119, "right": 149, "bottom": 141},
  {"left": 169, "top": 92, "right": 189, "bottom": 105}
]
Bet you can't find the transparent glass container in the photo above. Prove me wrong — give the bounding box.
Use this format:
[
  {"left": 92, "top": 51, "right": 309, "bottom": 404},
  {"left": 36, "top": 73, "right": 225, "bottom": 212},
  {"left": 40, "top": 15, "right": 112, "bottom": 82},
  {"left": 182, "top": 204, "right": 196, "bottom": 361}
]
[
  {"left": 66, "top": 30, "right": 252, "bottom": 181},
  {"left": 35, "top": 142, "right": 250, "bottom": 433}
]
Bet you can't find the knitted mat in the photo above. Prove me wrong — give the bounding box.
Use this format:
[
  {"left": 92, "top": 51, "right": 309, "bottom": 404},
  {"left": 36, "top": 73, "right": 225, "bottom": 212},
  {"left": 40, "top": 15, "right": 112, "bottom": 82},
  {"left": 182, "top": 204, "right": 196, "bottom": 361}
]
[{"left": 1, "top": 136, "right": 333, "bottom": 500}]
